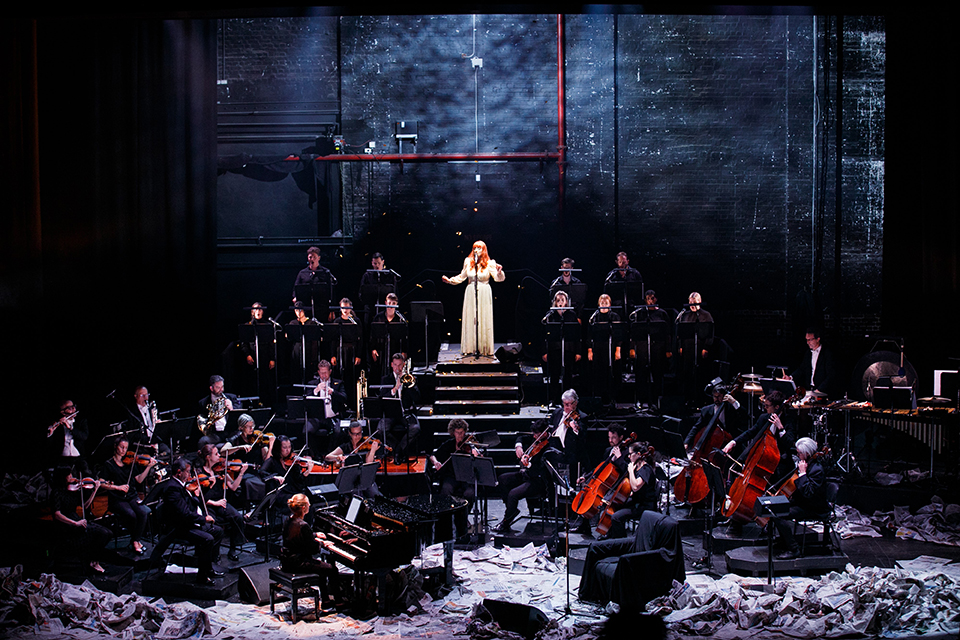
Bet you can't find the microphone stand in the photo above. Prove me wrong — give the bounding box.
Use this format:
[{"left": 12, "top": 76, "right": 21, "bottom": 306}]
[{"left": 472, "top": 256, "right": 481, "bottom": 360}]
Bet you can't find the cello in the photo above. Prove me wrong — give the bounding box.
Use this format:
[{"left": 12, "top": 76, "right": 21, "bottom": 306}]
[
  {"left": 673, "top": 378, "right": 742, "bottom": 504},
  {"left": 571, "top": 432, "right": 637, "bottom": 517},
  {"left": 594, "top": 444, "right": 656, "bottom": 537}
]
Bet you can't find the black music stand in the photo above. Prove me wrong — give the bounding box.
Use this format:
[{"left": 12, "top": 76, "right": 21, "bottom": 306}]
[
  {"left": 154, "top": 417, "right": 196, "bottom": 458},
  {"left": 550, "top": 282, "right": 588, "bottom": 316},
  {"left": 324, "top": 320, "right": 361, "bottom": 380},
  {"left": 359, "top": 270, "right": 398, "bottom": 309},
  {"left": 284, "top": 323, "right": 323, "bottom": 387},
  {"left": 370, "top": 319, "right": 408, "bottom": 375},
  {"left": 451, "top": 453, "right": 498, "bottom": 545},
  {"left": 410, "top": 301, "right": 444, "bottom": 368},
  {"left": 544, "top": 314, "right": 580, "bottom": 395},
  {"left": 676, "top": 317, "right": 714, "bottom": 369},
  {"left": 630, "top": 309, "right": 670, "bottom": 384},
  {"left": 295, "top": 281, "right": 332, "bottom": 322},
  {"left": 759, "top": 378, "right": 797, "bottom": 398},
  {"left": 604, "top": 280, "right": 645, "bottom": 318},
  {"left": 589, "top": 313, "right": 625, "bottom": 400},
  {"left": 239, "top": 323, "right": 278, "bottom": 403},
  {"left": 336, "top": 462, "right": 379, "bottom": 496}
]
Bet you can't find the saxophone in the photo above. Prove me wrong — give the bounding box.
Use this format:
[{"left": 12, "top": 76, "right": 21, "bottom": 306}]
[{"left": 197, "top": 395, "right": 228, "bottom": 436}]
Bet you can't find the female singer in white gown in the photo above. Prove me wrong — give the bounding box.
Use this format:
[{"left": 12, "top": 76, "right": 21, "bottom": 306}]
[{"left": 442, "top": 241, "right": 505, "bottom": 356}]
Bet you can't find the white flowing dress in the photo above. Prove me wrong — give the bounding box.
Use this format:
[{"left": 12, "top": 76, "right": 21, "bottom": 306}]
[{"left": 447, "top": 258, "right": 505, "bottom": 356}]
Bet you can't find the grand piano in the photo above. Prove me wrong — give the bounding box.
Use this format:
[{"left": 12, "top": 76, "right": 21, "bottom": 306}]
[{"left": 314, "top": 493, "right": 467, "bottom": 613}]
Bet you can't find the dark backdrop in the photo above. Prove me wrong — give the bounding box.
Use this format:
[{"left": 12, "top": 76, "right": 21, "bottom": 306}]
[{"left": 1, "top": 10, "right": 956, "bottom": 474}]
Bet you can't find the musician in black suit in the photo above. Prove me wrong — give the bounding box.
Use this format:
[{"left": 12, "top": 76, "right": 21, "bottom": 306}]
[
  {"left": 547, "top": 389, "right": 589, "bottom": 473},
  {"left": 722, "top": 389, "right": 796, "bottom": 484},
  {"left": 378, "top": 353, "right": 421, "bottom": 463},
  {"left": 772, "top": 437, "right": 830, "bottom": 559},
  {"left": 292, "top": 246, "right": 335, "bottom": 319},
  {"left": 126, "top": 386, "right": 171, "bottom": 456},
  {"left": 787, "top": 329, "right": 838, "bottom": 399},
  {"left": 197, "top": 375, "right": 241, "bottom": 448},
  {"left": 305, "top": 360, "right": 348, "bottom": 459},
  {"left": 46, "top": 399, "right": 90, "bottom": 474},
  {"left": 682, "top": 378, "right": 742, "bottom": 511},
  {"left": 494, "top": 419, "right": 551, "bottom": 534},
  {"left": 677, "top": 292, "right": 715, "bottom": 403},
  {"left": 152, "top": 458, "right": 224, "bottom": 586},
  {"left": 429, "top": 418, "right": 480, "bottom": 541}
]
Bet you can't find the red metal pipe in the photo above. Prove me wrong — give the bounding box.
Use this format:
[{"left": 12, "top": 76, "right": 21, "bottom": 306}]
[{"left": 312, "top": 152, "right": 558, "bottom": 163}]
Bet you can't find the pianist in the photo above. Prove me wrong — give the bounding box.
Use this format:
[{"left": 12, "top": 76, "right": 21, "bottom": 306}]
[{"left": 280, "top": 493, "right": 345, "bottom": 610}]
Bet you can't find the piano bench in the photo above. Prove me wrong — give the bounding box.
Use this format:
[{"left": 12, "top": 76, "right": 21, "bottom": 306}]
[{"left": 268, "top": 568, "right": 323, "bottom": 623}]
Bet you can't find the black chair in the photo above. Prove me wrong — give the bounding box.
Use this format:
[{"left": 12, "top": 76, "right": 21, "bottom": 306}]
[
  {"left": 795, "top": 481, "right": 840, "bottom": 555},
  {"left": 579, "top": 511, "right": 685, "bottom": 610},
  {"left": 269, "top": 567, "right": 325, "bottom": 622}
]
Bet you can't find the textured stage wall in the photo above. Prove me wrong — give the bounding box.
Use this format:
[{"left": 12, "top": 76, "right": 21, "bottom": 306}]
[{"left": 215, "top": 14, "right": 885, "bottom": 375}]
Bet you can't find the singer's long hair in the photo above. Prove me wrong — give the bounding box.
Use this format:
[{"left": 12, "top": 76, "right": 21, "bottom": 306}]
[{"left": 469, "top": 240, "right": 490, "bottom": 271}]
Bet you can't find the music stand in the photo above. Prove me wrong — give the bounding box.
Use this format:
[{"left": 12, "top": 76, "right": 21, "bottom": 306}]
[
  {"left": 370, "top": 319, "right": 408, "bottom": 375},
  {"left": 589, "top": 314, "right": 625, "bottom": 398},
  {"left": 759, "top": 378, "right": 797, "bottom": 398},
  {"left": 603, "top": 280, "right": 645, "bottom": 318},
  {"left": 676, "top": 317, "right": 714, "bottom": 369},
  {"left": 630, "top": 309, "right": 669, "bottom": 386},
  {"left": 410, "top": 301, "right": 444, "bottom": 368},
  {"left": 451, "top": 453, "right": 498, "bottom": 545},
  {"left": 324, "top": 320, "right": 361, "bottom": 380},
  {"left": 359, "top": 270, "right": 398, "bottom": 308},
  {"left": 545, "top": 313, "right": 579, "bottom": 394},
  {"left": 335, "top": 462, "right": 379, "bottom": 496},
  {"left": 239, "top": 323, "right": 278, "bottom": 403},
  {"left": 550, "top": 282, "right": 588, "bottom": 316},
  {"left": 284, "top": 323, "right": 323, "bottom": 387},
  {"left": 295, "top": 281, "right": 332, "bottom": 322},
  {"left": 154, "top": 417, "right": 196, "bottom": 458}
]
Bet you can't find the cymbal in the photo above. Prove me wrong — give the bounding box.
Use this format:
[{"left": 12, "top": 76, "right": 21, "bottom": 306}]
[
  {"left": 852, "top": 350, "right": 918, "bottom": 402},
  {"left": 740, "top": 373, "right": 762, "bottom": 380}
]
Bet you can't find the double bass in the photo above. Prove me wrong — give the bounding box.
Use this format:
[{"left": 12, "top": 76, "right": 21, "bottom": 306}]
[{"left": 673, "top": 379, "right": 742, "bottom": 505}]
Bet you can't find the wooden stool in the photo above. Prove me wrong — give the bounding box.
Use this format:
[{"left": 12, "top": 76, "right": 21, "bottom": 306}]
[{"left": 269, "top": 567, "right": 323, "bottom": 623}]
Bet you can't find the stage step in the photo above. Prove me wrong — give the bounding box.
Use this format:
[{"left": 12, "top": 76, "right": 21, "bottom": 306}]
[{"left": 433, "top": 399, "right": 521, "bottom": 415}]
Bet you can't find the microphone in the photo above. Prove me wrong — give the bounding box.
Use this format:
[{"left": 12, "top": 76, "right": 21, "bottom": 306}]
[
  {"left": 106, "top": 389, "right": 116, "bottom": 399},
  {"left": 267, "top": 317, "right": 282, "bottom": 328}
]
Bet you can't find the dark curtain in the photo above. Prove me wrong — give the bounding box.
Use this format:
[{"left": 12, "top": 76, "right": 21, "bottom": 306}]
[{"left": 2, "top": 18, "right": 218, "bottom": 472}]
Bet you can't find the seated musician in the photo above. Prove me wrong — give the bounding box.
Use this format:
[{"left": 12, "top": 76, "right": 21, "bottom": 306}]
[
  {"left": 196, "top": 444, "right": 246, "bottom": 562},
  {"left": 99, "top": 436, "right": 154, "bottom": 554},
  {"left": 722, "top": 389, "right": 796, "bottom": 481},
  {"left": 378, "top": 353, "right": 421, "bottom": 464},
  {"left": 542, "top": 291, "right": 581, "bottom": 403},
  {"left": 280, "top": 493, "right": 344, "bottom": 610},
  {"left": 602, "top": 442, "right": 658, "bottom": 539},
  {"left": 198, "top": 375, "right": 241, "bottom": 448},
  {"left": 221, "top": 414, "right": 267, "bottom": 509},
  {"left": 369, "top": 292, "right": 407, "bottom": 379},
  {"left": 325, "top": 421, "right": 382, "bottom": 498},
  {"left": 494, "top": 419, "right": 551, "bottom": 534},
  {"left": 263, "top": 435, "right": 311, "bottom": 501},
  {"left": 305, "top": 360, "right": 348, "bottom": 459},
  {"left": 429, "top": 418, "right": 480, "bottom": 542},
  {"left": 682, "top": 378, "right": 742, "bottom": 512},
  {"left": 50, "top": 468, "right": 110, "bottom": 574},
  {"left": 771, "top": 437, "right": 829, "bottom": 559},
  {"left": 153, "top": 457, "right": 224, "bottom": 586}
]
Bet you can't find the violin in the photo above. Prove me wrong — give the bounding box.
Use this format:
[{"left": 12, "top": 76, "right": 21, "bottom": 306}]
[
  {"left": 186, "top": 473, "right": 215, "bottom": 492},
  {"left": 67, "top": 477, "right": 98, "bottom": 491},
  {"left": 122, "top": 451, "right": 162, "bottom": 467}
]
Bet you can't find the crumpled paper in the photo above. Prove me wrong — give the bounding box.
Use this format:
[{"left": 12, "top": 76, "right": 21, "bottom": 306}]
[{"left": 648, "top": 563, "right": 960, "bottom": 638}]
